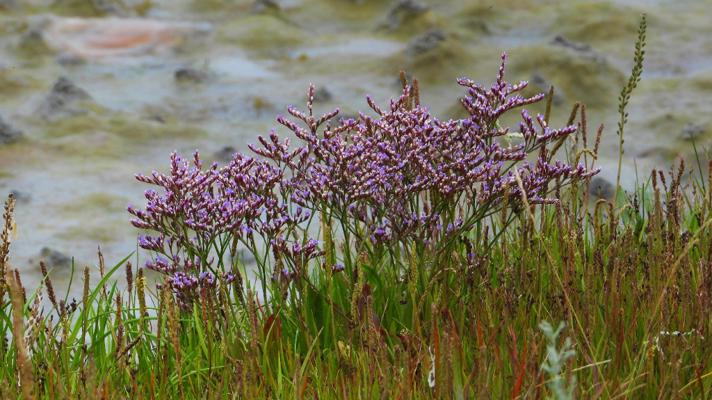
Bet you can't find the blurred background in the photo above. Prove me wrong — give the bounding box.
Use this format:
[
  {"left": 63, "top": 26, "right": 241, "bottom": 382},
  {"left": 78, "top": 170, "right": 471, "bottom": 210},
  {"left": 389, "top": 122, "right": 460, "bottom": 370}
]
[{"left": 0, "top": 0, "right": 711, "bottom": 291}]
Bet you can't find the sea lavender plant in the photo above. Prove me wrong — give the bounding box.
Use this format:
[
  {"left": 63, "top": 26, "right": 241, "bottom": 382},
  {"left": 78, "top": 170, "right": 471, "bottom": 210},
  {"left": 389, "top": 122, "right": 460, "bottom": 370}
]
[{"left": 130, "top": 53, "right": 597, "bottom": 302}]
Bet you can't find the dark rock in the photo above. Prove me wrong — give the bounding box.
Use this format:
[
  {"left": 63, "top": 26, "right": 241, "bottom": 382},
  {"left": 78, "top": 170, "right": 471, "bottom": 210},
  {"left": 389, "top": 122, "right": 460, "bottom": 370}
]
[
  {"left": 551, "top": 35, "right": 591, "bottom": 52},
  {"left": 56, "top": 53, "right": 85, "bottom": 67},
  {"left": 38, "top": 77, "right": 93, "bottom": 120},
  {"left": 463, "top": 19, "right": 490, "bottom": 34},
  {"left": 50, "top": 77, "right": 90, "bottom": 101},
  {"left": 588, "top": 176, "right": 614, "bottom": 200},
  {"left": 251, "top": 0, "right": 280, "bottom": 13},
  {"left": 91, "top": 0, "right": 126, "bottom": 16},
  {"left": 386, "top": 0, "right": 429, "bottom": 30},
  {"left": 146, "top": 114, "right": 166, "bottom": 124},
  {"left": 313, "top": 86, "right": 333, "bottom": 103},
  {"left": 680, "top": 123, "right": 706, "bottom": 141},
  {"left": 175, "top": 67, "right": 210, "bottom": 84},
  {"left": 214, "top": 146, "right": 236, "bottom": 163},
  {"left": 551, "top": 35, "right": 607, "bottom": 66},
  {"left": 0, "top": 115, "right": 23, "bottom": 144},
  {"left": 406, "top": 29, "right": 446, "bottom": 56},
  {"left": 40, "top": 247, "right": 72, "bottom": 269}
]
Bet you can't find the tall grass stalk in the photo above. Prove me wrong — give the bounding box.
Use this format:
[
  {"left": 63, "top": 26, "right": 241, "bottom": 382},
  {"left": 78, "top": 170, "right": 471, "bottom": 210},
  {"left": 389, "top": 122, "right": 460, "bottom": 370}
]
[{"left": 615, "top": 14, "right": 647, "bottom": 195}]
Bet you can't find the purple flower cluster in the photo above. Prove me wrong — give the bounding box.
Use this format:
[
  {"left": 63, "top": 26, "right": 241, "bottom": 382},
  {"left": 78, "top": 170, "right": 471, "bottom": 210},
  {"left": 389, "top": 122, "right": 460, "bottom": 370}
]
[
  {"left": 128, "top": 152, "right": 287, "bottom": 246},
  {"left": 251, "top": 53, "right": 597, "bottom": 244},
  {"left": 166, "top": 270, "right": 237, "bottom": 307},
  {"left": 130, "top": 53, "right": 597, "bottom": 298},
  {"left": 128, "top": 151, "right": 319, "bottom": 301}
]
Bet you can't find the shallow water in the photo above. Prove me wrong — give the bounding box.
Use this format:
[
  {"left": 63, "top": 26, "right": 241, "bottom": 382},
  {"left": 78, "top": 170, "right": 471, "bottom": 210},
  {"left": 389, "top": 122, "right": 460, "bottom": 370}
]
[{"left": 1, "top": 0, "right": 711, "bottom": 297}]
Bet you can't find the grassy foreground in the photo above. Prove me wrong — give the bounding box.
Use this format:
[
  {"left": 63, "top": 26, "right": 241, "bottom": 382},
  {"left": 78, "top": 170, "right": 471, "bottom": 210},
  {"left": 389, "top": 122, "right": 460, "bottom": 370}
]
[
  {"left": 1, "top": 165, "right": 711, "bottom": 399},
  {"left": 1, "top": 146, "right": 712, "bottom": 399}
]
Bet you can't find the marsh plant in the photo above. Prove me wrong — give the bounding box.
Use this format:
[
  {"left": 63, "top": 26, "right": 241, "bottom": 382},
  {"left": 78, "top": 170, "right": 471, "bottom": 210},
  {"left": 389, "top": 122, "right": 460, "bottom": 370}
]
[{"left": 129, "top": 54, "right": 596, "bottom": 309}]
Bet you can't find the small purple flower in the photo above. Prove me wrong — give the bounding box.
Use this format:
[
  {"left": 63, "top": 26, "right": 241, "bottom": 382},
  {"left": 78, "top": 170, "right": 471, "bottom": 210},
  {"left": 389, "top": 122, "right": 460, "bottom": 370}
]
[
  {"left": 145, "top": 255, "right": 173, "bottom": 274},
  {"left": 224, "top": 273, "right": 237, "bottom": 284},
  {"left": 138, "top": 234, "right": 164, "bottom": 252}
]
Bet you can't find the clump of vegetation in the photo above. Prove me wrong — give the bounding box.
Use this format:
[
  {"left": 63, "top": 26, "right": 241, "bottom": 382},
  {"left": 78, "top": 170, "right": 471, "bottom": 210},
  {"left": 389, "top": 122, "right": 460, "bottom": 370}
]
[
  {"left": 0, "top": 16, "right": 710, "bottom": 399},
  {"left": 127, "top": 53, "right": 595, "bottom": 308}
]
